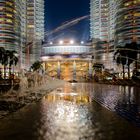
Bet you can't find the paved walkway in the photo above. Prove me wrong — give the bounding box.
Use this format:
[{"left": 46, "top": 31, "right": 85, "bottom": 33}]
[{"left": 91, "top": 84, "right": 140, "bottom": 127}]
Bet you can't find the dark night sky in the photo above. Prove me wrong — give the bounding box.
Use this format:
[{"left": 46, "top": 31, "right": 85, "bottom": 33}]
[{"left": 44, "top": 0, "right": 90, "bottom": 42}]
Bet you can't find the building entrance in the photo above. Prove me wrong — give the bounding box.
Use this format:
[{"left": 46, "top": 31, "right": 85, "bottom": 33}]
[{"left": 43, "top": 60, "right": 93, "bottom": 82}]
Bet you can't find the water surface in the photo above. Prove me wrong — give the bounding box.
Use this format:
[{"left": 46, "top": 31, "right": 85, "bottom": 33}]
[{"left": 0, "top": 83, "right": 140, "bottom": 140}]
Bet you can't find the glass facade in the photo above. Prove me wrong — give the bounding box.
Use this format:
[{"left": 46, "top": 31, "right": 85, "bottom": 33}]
[
  {"left": 43, "top": 45, "right": 91, "bottom": 55},
  {"left": 90, "top": 0, "right": 140, "bottom": 70},
  {"left": 115, "top": 0, "right": 140, "bottom": 46},
  {"left": 90, "top": 0, "right": 116, "bottom": 69},
  {"left": 0, "top": 0, "right": 44, "bottom": 68},
  {"left": 90, "top": 0, "right": 109, "bottom": 42},
  {"left": 90, "top": 0, "right": 116, "bottom": 46},
  {"left": 0, "top": 0, "right": 27, "bottom": 68},
  {"left": 109, "top": 0, "right": 115, "bottom": 47},
  {"left": 90, "top": 0, "right": 140, "bottom": 47},
  {"left": 0, "top": 0, "right": 20, "bottom": 51},
  {"left": 27, "top": 0, "right": 44, "bottom": 65}
]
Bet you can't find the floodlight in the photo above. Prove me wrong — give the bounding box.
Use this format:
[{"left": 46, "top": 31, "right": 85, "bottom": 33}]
[
  {"left": 59, "top": 40, "right": 64, "bottom": 44},
  {"left": 70, "top": 40, "right": 74, "bottom": 44}
]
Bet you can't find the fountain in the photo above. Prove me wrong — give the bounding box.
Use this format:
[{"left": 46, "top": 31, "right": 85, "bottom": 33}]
[{"left": 0, "top": 67, "right": 67, "bottom": 120}]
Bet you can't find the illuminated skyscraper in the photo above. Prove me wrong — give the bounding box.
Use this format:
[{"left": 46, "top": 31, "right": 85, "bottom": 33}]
[
  {"left": 115, "top": 0, "right": 140, "bottom": 46},
  {"left": 109, "top": 0, "right": 116, "bottom": 47},
  {"left": 20, "top": 0, "right": 27, "bottom": 67},
  {"left": 27, "top": 0, "right": 44, "bottom": 66},
  {"left": 90, "top": 0, "right": 116, "bottom": 46},
  {"left": 90, "top": 0, "right": 116, "bottom": 69},
  {"left": 0, "top": 0, "right": 44, "bottom": 68},
  {"left": 0, "top": 0, "right": 26, "bottom": 52},
  {"left": 90, "top": 0, "right": 109, "bottom": 43}
]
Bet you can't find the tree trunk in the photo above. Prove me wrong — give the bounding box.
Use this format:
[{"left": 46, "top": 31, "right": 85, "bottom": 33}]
[
  {"left": 12, "top": 65, "right": 14, "bottom": 79},
  {"left": 135, "top": 59, "right": 138, "bottom": 71},
  {"left": 9, "top": 66, "right": 11, "bottom": 77},
  {"left": 122, "top": 65, "right": 125, "bottom": 79},
  {"left": 128, "top": 65, "right": 130, "bottom": 79},
  {"left": 4, "top": 65, "right": 6, "bottom": 79}
]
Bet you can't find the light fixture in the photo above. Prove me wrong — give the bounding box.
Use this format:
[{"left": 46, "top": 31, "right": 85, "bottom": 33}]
[
  {"left": 81, "top": 41, "right": 84, "bottom": 44},
  {"left": 59, "top": 40, "right": 64, "bottom": 45},
  {"left": 70, "top": 40, "right": 74, "bottom": 44},
  {"left": 50, "top": 42, "right": 53, "bottom": 45},
  {"left": 41, "top": 56, "right": 49, "bottom": 61}
]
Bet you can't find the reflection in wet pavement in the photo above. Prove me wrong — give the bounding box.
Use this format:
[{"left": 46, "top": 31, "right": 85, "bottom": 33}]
[
  {"left": 0, "top": 83, "right": 140, "bottom": 140},
  {"left": 91, "top": 84, "right": 140, "bottom": 126}
]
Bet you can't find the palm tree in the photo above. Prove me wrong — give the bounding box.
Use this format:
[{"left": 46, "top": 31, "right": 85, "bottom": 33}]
[
  {"left": 0, "top": 49, "right": 18, "bottom": 79},
  {"left": 125, "top": 42, "right": 138, "bottom": 78},
  {"left": 0, "top": 47, "right": 5, "bottom": 76},
  {"left": 1, "top": 50, "right": 10, "bottom": 79},
  {"left": 125, "top": 43, "right": 132, "bottom": 78},
  {"left": 30, "top": 61, "right": 43, "bottom": 72},
  {"left": 114, "top": 46, "right": 127, "bottom": 79},
  {"left": 114, "top": 42, "right": 139, "bottom": 79},
  {"left": 8, "top": 50, "right": 18, "bottom": 75},
  {"left": 0, "top": 47, "right": 5, "bottom": 63},
  {"left": 130, "top": 42, "right": 139, "bottom": 71}
]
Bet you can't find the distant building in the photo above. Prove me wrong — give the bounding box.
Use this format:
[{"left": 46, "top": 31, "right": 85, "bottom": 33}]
[
  {"left": 90, "top": 0, "right": 109, "bottom": 42},
  {"left": 109, "top": 0, "right": 116, "bottom": 48},
  {"left": 20, "top": 0, "right": 27, "bottom": 68},
  {"left": 41, "top": 40, "right": 93, "bottom": 81},
  {"left": 90, "top": 0, "right": 116, "bottom": 46},
  {"left": 26, "top": 0, "right": 44, "bottom": 67},
  {"left": 90, "top": 0, "right": 116, "bottom": 70}
]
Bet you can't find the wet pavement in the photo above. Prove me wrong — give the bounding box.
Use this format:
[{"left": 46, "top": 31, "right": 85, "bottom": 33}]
[
  {"left": 0, "top": 83, "right": 140, "bottom": 140},
  {"left": 91, "top": 84, "right": 140, "bottom": 127}
]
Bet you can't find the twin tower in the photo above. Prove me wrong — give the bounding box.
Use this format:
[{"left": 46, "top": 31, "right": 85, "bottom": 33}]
[
  {"left": 90, "top": 0, "right": 140, "bottom": 47},
  {"left": 0, "top": 0, "right": 44, "bottom": 68}
]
